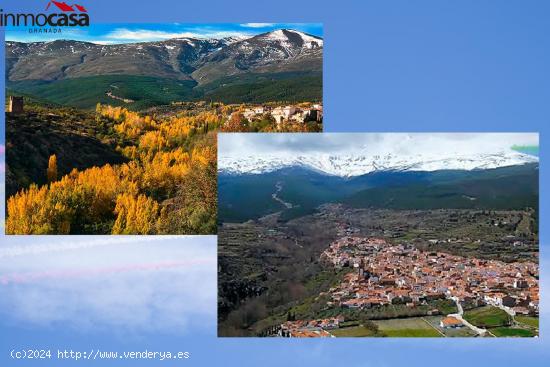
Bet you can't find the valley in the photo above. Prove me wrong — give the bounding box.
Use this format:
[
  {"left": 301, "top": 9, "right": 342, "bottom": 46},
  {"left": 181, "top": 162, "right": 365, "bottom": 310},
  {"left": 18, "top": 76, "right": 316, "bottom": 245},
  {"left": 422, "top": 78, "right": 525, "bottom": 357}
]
[
  {"left": 219, "top": 163, "right": 539, "bottom": 223},
  {"left": 218, "top": 206, "right": 539, "bottom": 337}
]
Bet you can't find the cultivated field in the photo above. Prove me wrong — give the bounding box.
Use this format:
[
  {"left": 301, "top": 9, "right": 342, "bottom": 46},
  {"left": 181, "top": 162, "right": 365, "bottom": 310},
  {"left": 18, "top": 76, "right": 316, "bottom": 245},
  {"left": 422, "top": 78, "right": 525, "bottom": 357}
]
[
  {"left": 491, "top": 327, "right": 536, "bottom": 337},
  {"left": 515, "top": 316, "right": 539, "bottom": 329},
  {"left": 330, "top": 326, "right": 377, "bottom": 337},
  {"left": 463, "top": 306, "right": 512, "bottom": 328},
  {"left": 374, "top": 317, "right": 442, "bottom": 337}
]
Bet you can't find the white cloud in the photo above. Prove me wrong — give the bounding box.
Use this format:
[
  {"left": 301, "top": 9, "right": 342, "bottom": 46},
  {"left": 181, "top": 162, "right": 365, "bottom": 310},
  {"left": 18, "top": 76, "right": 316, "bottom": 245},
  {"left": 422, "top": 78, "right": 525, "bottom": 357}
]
[
  {"left": 104, "top": 28, "right": 251, "bottom": 42},
  {"left": 0, "top": 236, "right": 216, "bottom": 335},
  {"left": 240, "top": 23, "right": 275, "bottom": 28},
  {"left": 86, "top": 40, "right": 118, "bottom": 45}
]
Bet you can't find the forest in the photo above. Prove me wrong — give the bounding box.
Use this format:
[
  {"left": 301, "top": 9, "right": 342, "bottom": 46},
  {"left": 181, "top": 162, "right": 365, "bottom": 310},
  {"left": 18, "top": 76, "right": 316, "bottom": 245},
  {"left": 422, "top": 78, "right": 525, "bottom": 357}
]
[{"left": 6, "top": 101, "right": 218, "bottom": 234}]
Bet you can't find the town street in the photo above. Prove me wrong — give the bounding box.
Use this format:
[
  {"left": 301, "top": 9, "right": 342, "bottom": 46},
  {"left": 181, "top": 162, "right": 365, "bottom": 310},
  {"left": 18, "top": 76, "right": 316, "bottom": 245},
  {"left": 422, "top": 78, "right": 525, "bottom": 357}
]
[{"left": 449, "top": 297, "right": 487, "bottom": 336}]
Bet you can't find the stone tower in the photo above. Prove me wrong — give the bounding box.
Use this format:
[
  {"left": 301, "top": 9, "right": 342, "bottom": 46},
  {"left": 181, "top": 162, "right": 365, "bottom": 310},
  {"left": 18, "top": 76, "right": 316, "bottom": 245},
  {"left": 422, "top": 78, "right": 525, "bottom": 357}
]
[{"left": 8, "top": 96, "right": 24, "bottom": 114}]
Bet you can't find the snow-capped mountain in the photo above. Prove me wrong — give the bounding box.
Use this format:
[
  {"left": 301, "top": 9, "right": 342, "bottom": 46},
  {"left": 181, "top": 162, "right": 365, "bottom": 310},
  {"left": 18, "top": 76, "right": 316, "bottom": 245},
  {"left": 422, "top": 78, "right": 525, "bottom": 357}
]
[
  {"left": 260, "top": 29, "right": 323, "bottom": 48},
  {"left": 191, "top": 29, "right": 323, "bottom": 84},
  {"left": 219, "top": 151, "right": 539, "bottom": 177},
  {"left": 6, "top": 29, "right": 323, "bottom": 84}
]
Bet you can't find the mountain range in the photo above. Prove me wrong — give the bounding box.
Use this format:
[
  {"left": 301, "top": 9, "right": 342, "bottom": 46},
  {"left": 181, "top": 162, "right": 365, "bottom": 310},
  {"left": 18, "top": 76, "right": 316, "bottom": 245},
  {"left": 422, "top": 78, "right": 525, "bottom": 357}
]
[
  {"left": 219, "top": 150, "right": 539, "bottom": 177},
  {"left": 6, "top": 29, "right": 323, "bottom": 108}
]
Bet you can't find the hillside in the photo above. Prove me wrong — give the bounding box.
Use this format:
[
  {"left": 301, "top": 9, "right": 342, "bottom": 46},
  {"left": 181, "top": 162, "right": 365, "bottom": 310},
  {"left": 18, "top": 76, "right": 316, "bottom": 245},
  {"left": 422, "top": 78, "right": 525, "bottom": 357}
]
[
  {"left": 219, "top": 167, "right": 348, "bottom": 223},
  {"left": 7, "top": 71, "right": 322, "bottom": 110},
  {"left": 219, "top": 164, "right": 539, "bottom": 223},
  {"left": 5, "top": 101, "right": 127, "bottom": 197},
  {"left": 7, "top": 76, "right": 199, "bottom": 110},
  {"left": 345, "top": 165, "right": 539, "bottom": 210},
  {"left": 5, "top": 100, "right": 217, "bottom": 235}
]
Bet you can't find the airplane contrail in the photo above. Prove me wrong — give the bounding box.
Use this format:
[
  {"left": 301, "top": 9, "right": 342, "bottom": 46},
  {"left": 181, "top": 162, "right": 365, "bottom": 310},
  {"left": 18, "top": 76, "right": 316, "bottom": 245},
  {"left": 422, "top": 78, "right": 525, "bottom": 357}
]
[{"left": 0, "top": 258, "right": 214, "bottom": 285}]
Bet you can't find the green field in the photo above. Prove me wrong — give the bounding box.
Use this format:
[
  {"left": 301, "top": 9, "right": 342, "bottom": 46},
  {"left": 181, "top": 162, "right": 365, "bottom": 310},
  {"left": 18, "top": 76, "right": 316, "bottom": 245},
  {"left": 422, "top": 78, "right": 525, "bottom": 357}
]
[
  {"left": 431, "top": 299, "right": 458, "bottom": 315},
  {"left": 463, "top": 306, "right": 512, "bottom": 328},
  {"left": 491, "top": 327, "right": 536, "bottom": 337},
  {"left": 374, "top": 318, "right": 442, "bottom": 337},
  {"left": 330, "top": 326, "right": 377, "bottom": 337},
  {"left": 382, "top": 329, "right": 441, "bottom": 337},
  {"left": 515, "top": 316, "right": 539, "bottom": 329}
]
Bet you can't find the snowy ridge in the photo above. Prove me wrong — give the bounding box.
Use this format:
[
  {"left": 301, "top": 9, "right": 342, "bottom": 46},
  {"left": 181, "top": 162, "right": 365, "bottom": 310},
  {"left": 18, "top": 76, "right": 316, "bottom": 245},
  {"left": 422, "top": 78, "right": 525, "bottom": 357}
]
[
  {"left": 219, "top": 151, "right": 538, "bottom": 177},
  {"left": 6, "top": 29, "right": 323, "bottom": 83},
  {"left": 259, "top": 29, "right": 323, "bottom": 49},
  {"left": 231, "top": 29, "right": 322, "bottom": 61}
]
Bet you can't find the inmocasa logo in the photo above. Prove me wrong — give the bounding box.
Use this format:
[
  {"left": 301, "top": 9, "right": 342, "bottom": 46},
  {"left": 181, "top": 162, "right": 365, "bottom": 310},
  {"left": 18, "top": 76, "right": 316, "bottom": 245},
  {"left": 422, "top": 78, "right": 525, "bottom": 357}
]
[{"left": 0, "top": 1, "right": 90, "bottom": 28}]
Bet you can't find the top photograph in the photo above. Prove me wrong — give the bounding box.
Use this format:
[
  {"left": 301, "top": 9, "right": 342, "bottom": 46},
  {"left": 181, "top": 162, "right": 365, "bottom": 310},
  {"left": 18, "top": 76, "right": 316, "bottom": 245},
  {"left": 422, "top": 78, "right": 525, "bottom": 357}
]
[{"left": 4, "top": 22, "right": 324, "bottom": 235}]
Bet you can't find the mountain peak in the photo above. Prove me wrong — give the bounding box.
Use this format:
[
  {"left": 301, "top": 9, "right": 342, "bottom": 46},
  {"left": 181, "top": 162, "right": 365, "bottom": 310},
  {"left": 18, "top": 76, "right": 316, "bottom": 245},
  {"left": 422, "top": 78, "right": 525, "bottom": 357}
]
[{"left": 257, "top": 29, "right": 323, "bottom": 49}]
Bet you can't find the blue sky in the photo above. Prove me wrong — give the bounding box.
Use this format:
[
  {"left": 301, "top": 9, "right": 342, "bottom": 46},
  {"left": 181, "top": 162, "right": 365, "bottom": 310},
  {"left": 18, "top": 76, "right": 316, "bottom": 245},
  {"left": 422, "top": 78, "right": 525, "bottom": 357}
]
[
  {"left": 5, "top": 23, "right": 323, "bottom": 44},
  {"left": 1, "top": 0, "right": 550, "bottom": 366},
  {"left": 0, "top": 235, "right": 217, "bottom": 366}
]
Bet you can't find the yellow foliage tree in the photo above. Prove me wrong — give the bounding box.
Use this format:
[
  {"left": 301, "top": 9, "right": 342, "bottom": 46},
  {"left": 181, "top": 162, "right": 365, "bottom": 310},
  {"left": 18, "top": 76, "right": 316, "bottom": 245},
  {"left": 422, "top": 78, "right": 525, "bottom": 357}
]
[
  {"left": 112, "top": 193, "right": 160, "bottom": 234},
  {"left": 7, "top": 103, "right": 220, "bottom": 234},
  {"left": 47, "top": 154, "right": 57, "bottom": 183},
  {"left": 6, "top": 184, "right": 72, "bottom": 234}
]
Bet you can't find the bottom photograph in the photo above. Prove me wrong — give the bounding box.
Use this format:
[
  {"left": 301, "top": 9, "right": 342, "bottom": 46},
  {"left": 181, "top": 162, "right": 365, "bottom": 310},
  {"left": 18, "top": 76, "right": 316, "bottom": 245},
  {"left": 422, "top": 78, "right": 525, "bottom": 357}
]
[
  {"left": 0, "top": 236, "right": 216, "bottom": 346},
  {"left": 217, "top": 133, "right": 539, "bottom": 337}
]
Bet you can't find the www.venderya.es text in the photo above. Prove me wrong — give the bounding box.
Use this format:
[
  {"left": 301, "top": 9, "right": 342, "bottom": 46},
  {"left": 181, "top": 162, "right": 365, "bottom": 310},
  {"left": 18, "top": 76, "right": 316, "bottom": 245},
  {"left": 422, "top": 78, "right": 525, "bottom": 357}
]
[{"left": 10, "top": 349, "right": 190, "bottom": 361}]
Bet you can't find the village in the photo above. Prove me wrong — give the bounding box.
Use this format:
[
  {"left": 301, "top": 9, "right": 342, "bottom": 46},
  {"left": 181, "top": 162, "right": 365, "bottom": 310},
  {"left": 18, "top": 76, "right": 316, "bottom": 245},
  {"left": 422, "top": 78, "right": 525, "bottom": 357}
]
[
  {"left": 276, "top": 222, "right": 538, "bottom": 338},
  {"left": 238, "top": 103, "right": 323, "bottom": 125},
  {"left": 140, "top": 100, "right": 323, "bottom": 132},
  {"left": 320, "top": 235, "right": 538, "bottom": 314}
]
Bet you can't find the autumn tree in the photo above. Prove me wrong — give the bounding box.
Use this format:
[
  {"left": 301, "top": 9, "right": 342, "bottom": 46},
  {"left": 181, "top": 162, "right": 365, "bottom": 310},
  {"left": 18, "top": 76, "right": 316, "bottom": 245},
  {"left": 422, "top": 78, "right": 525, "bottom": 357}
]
[
  {"left": 156, "top": 134, "right": 217, "bottom": 234},
  {"left": 6, "top": 184, "right": 72, "bottom": 234},
  {"left": 222, "top": 112, "right": 249, "bottom": 132},
  {"left": 46, "top": 154, "right": 58, "bottom": 183},
  {"left": 112, "top": 193, "right": 160, "bottom": 234}
]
